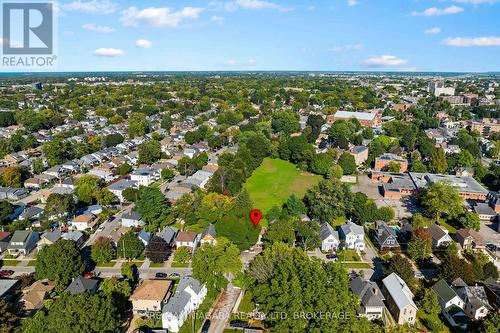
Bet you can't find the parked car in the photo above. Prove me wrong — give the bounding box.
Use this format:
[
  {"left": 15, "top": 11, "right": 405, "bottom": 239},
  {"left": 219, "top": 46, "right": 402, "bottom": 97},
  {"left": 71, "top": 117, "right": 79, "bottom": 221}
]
[
  {"left": 169, "top": 272, "right": 180, "bottom": 278},
  {"left": 229, "top": 320, "right": 249, "bottom": 329},
  {"left": 201, "top": 319, "right": 211, "bottom": 333},
  {"left": 155, "top": 272, "right": 168, "bottom": 279},
  {"left": 83, "top": 273, "right": 95, "bottom": 278},
  {"left": 0, "top": 270, "right": 14, "bottom": 277},
  {"left": 326, "top": 254, "right": 337, "bottom": 259}
]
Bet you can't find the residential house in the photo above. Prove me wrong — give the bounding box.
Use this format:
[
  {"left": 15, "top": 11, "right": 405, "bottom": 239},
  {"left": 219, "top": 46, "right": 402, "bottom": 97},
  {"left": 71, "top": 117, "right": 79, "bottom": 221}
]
[
  {"left": 382, "top": 273, "right": 417, "bottom": 325},
  {"left": 162, "top": 277, "right": 207, "bottom": 333},
  {"left": 130, "top": 279, "right": 173, "bottom": 315},
  {"left": 130, "top": 167, "right": 160, "bottom": 186},
  {"left": 157, "top": 226, "right": 179, "bottom": 246},
  {"left": 7, "top": 230, "right": 39, "bottom": 255},
  {"left": 0, "top": 232, "right": 12, "bottom": 253},
  {"left": 24, "top": 177, "right": 48, "bottom": 189},
  {"left": 473, "top": 203, "right": 497, "bottom": 221},
  {"left": 107, "top": 179, "right": 138, "bottom": 202},
  {"left": 433, "top": 279, "right": 465, "bottom": 310},
  {"left": 138, "top": 230, "right": 152, "bottom": 246},
  {"left": 349, "top": 276, "right": 385, "bottom": 320},
  {"left": 121, "top": 211, "right": 144, "bottom": 228},
  {"left": 37, "top": 230, "right": 62, "bottom": 250},
  {"left": 65, "top": 276, "right": 99, "bottom": 295},
  {"left": 373, "top": 221, "right": 400, "bottom": 253},
  {"left": 349, "top": 146, "right": 369, "bottom": 166},
  {"left": 0, "top": 279, "right": 19, "bottom": 301},
  {"left": 374, "top": 153, "right": 408, "bottom": 173},
  {"left": 175, "top": 231, "right": 198, "bottom": 251},
  {"left": 200, "top": 224, "right": 217, "bottom": 245},
  {"left": 319, "top": 222, "right": 340, "bottom": 252},
  {"left": 483, "top": 277, "right": 500, "bottom": 310},
  {"left": 61, "top": 230, "right": 84, "bottom": 247},
  {"left": 19, "top": 206, "right": 44, "bottom": 221},
  {"left": 71, "top": 214, "right": 97, "bottom": 231},
  {"left": 21, "top": 280, "right": 55, "bottom": 311},
  {"left": 455, "top": 284, "right": 492, "bottom": 320},
  {"left": 0, "top": 187, "right": 29, "bottom": 200},
  {"left": 427, "top": 224, "right": 453, "bottom": 248},
  {"left": 455, "top": 228, "right": 485, "bottom": 250},
  {"left": 339, "top": 221, "right": 365, "bottom": 251}
]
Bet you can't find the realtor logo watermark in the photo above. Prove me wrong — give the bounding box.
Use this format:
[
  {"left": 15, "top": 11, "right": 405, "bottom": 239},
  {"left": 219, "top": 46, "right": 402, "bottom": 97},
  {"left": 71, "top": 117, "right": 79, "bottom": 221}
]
[{"left": 2, "top": 1, "right": 57, "bottom": 67}]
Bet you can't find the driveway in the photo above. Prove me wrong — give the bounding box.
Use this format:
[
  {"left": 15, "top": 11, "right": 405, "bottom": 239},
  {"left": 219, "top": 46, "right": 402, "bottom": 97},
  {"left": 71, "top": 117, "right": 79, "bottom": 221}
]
[{"left": 207, "top": 285, "right": 241, "bottom": 333}]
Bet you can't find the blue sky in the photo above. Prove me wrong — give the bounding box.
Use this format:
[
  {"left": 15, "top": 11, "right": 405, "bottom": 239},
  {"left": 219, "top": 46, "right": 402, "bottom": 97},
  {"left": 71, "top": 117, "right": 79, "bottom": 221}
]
[{"left": 9, "top": 0, "right": 500, "bottom": 71}]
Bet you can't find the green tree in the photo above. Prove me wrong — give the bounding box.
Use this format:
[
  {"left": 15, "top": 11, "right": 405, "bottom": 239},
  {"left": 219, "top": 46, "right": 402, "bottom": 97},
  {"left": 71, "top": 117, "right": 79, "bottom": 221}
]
[
  {"left": 35, "top": 239, "right": 85, "bottom": 287},
  {"left": 459, "top": 211, "right": 480, "bottom": 231},
  {"left": 117, "top": 231, "right": 144, "bottom": 259},
  {"left": 387, "top": 161, "right": 401, "bottom": 173},
  {"left": 377, "top": 206, "right": 395, "bottom": 222},
  {"left": 96, "top": 188, "right": 116, "bottom": 206},
  {"left": 161, "top": 113, "right": 172, "bottom": 131},
  {"left": 0, "top": 300, "right": 19, "bottom": 333},
  {"left": 263, "top": 219, "right": 296, "bottom": 246},
  {"left": 309, "top": 153, "right": 333, "bottom": 176},
  {"left": 295, "top": 220, "right": 321, "bottom": 250},
  {"left": 135, "top": 186, "right": 171, "bottom": 231},
  {"left": 421, "top": 181, "right": 464, "bottom": 222},
  {"left": 138, "top": 140, "right": 161, "bottom": 165},
  {"left": 407, "top": 228, "right": 432, "bottom": 261},
  {"left": 439, "top": 254, "right": 477, "bottom": 285},
  {"left": 304, "top": 179, "right": 353, "bottom": 223},
  {"left": 411, "top": 160, "right": 428, "bottom": 172},
  {"left": 128, "top": 112, "right": 149, "bottom": 138},
  {"left": 1, "top": 165, "right": 29, "bottom": 187},
  {"left": 0, "top": 200, "right": 15, "bottom": 226},
  {"left": 271, "top": 110, "right": 300, "bottom": 135},
  {"left": 103, "top": 133, "right": 124, "bottom": 148},
  {"left": 91, "top": 237, "right": 116, "bottom": 263},
  {"left": 192, "top": 237, "right": 242, "bottom": 291},
  {"left": 480, "top": 313, "right": 500, "bottom": 333},
  {"left": 75, "top": 175, "right": 102, "bottom": 205},
  {"left": 327, "top": 164, "right": 343, "bottom": 179},
  {"left": 417, "top": 288, "right": 441, "bottom": 316},
  {"left": 283, "top": 195, "right": 306, "bottom": 217},
  {"left": 161, "top": 168, "right": 175, "bottom": 180},
  {"left": 145, "top": 236, "right": 171, "bottom": 263},
  {"left": 338, "top": 152, "right": 356, "bottom": 175},
  {"left": 384, "top": 255, "right": 418, "bottom": 291},
  {"left": 44, "top": 193, "right": 75, "bottom": 219},
  {"left": 117, "top": 163, "right": 133, "bottom": 176},
  {"left": 429, "top": 148, "right": 448, "bottom": 174},
  {"left": 173, "top": 247, "right": 191, "bottom": 264}
]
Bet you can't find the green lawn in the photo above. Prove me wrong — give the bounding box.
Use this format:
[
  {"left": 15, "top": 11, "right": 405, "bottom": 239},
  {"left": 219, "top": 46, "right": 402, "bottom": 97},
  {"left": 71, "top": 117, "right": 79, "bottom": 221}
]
[
  {"left": 171, "top": 262, "right": 189, "bottom": 268},
  {"left": 337, "top": 249, "right": 361, "bottom": 261},
  {"left": 149, "top": 262, "right": 165, "bottom": 268},
  {"left": 27, "top": 260, "right": 37, "bottom": 266},
  {"left": 340, "top": 262, "right": 372, "bottom": 269},
  {"left": 439, "top": 220, "right": 457, "bottom": 234},
  {"left": 1, "top": 260, "right": 20, "bottom": 266},
  {"left": 243, "top": 158, "right": 322, "bottom": 214},
  {"left": 238, "top": 291, "right": 255, "bottom": 313},
  {"left": 96, "top": 261, "right": 116, "bottom": 267}
]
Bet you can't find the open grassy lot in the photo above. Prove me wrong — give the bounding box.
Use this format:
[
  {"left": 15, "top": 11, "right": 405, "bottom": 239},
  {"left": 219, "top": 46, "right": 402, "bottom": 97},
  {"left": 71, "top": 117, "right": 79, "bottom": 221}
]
[{"left": 243, "top": 158, "right": 322, "bottom": 214}]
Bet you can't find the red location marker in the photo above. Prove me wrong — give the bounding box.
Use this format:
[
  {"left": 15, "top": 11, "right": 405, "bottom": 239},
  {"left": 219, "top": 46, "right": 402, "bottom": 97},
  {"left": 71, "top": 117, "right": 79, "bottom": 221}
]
[{"left": 250, "top": 209, "right": 262, "bottom": 226}]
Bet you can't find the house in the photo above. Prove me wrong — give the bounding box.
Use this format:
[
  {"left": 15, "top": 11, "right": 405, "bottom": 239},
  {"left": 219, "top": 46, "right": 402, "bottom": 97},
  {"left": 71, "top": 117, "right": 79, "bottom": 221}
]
[
  {"left": 162, "top": 277, "right": 207, "bottom": 333},
  {"left": 61, "top": 230, "right": 84, "bottom": 247},
  {"left": 138, "top": 230, "right": 152, "bottom": 246},
  {"left": 487, "top": 192, "right": 500, "bottom": 213},
  {"left": 199, "top": 224, "right": 217, "bottom": 245},
  {"left": 349, "top": 146, "right": 369, "bottom": 166},
  {"left": 121, "top": 211, "right": 144, "bottom": 227},
  {"left": 0, "top": 232, "right": 12, "bottom": 253},
  {"left": 455, "top": 284, "right": 492, "bottom": 320},
  {"left": 130, "top": 167, "right": 160, "bottom": 186},
  {"left": 71, "top": 214, "right": 97, "bottom": 231},
  {"left": 382, "top": 273, "right": 417, "bottom": 325},
  {"left": 455, "top": 228, "right": 485, "bottom": 250},
  {"left": 339, "top": 221, "right": 365, "bottom": 251},
  {"left": 0, "top": 279, "right": 19, "bottom": 300},
  {"left": 373, "top": 221, "right": 400, "bottom": 253},
  {"left": 175, "top": 231, "right": 198, "bottom": 251},
  {"left": 65, "top": 276, "right": 99, "bottom": 295},
  {"left": 349, "top": 276, "right": 385, "bottom": 320},
  {"left": 7, "top": 230, "right": 39, "bottom": 255},
  {"left": 107, "top": 179, "right": 138, "bottom": 202},
  {"left": 374, "top": 153, "right": 408, "bottom": 173},
  {"left": 24, "top": 177, "right": 48, "bottom": 189},
  {"left": 319, "top": 222, "right": 340, "bottom": 252},
  {"left": 473, "top": 203, "right": 497, "bottom": 221},
  {"left": 19, "top": 206, "right": 44, "bottom": 221},
  {"left": 157, "top": 226, "right": 179, "bottom": 246},
  {"left": 329, "top": 110, "right": 380, "bottom": 127},
  {"left": 130, "top": 279, "right": 173, "bottom": 315},
  {"left": 0, "top": 187, "right": 29, "bottom": 200},
  {"left": 483, "top": 277, "right": 500, "bottom": 310},
  {"left": 432, "top": 280, "right": 468, "bottom": 329},
  {"left": 37, "top": 230, "right": 62, "bottom": 249},
  {"left": 21, "top": 280, "right": 55, "bottom": 310},
  {"left": 427, "top": 224, "right": 453, "bottom": 248}
]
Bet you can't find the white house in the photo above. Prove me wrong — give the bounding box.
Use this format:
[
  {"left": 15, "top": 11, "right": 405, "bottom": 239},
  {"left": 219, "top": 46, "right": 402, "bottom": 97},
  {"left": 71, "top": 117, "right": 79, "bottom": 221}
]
[
  {"left": 162, "top": 277, "right": 207, "bottom": 332},
  {"left": 433, "top": 280, "right": 468, "bottom": 329},
  {"left": 107, "top": 179, "right": 138, "bottom": 202},
  {"left": 121, "top": 211, "right": 144, "bottom": 228},
  {"left": 319, "top": 223, "right": 340, "bottom": 252},
  {"left": 175, "top": 231, "right": 199, "bottom": 251},
  {"left": 130, "top": 167, "right": 160, "bottom": 187},
  {"left": 427, "top": 224, "right": 453, "bottom": 248},
  {"left": 339, "top": 221, "right": 365, "bottom": 251}
]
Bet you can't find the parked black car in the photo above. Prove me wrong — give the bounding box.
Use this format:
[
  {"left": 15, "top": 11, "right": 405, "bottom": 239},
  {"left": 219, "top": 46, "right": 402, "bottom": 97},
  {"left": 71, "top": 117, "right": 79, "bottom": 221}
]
[
  {"left": 230, "top": 320, "right": 249, "bottom": 329},
  {"left": 201, "top": 319, "right": 211, "bottom": 333},
  {"left": 155, "top": 272, "right": 168, "bottom": 279}
]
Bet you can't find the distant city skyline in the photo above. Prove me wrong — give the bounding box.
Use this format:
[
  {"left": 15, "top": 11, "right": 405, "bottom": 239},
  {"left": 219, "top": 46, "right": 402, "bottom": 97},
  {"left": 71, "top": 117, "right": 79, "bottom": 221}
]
[{"left": 2, "top": 0, "right": 500, "bottom": 72}]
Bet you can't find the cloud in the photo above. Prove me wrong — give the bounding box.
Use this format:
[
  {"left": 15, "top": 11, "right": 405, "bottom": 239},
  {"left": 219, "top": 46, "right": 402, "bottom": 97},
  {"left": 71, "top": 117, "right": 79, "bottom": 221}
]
[
  {"left": 135, "top": 39, "right": 152, "bottom": 48},
  {"left": 364, "top": 55, "right": 407, "bottom": 67},
  {"left": 424, "top": 27, "right": 441, "bottom": 34},
  {"left": 210, "top": 0, "right": 291, "bottom": 12},
  {"left": 93, "top": 48, "right": 124, "bottom": 57},
  {"left": 328, "top": 44, "right": 363, "bottom": 52},
  {"left": 120, "top": 6, "right": 204, "bottom": 27},
  {"left": 223, "top": 59, "right": 257, "bottom": 67},
  {"left": 453, "top": 0, "right": 498, "bottom": 4},
  {"left": 82, "top": 23, "right": 115, "bottom": 33},
  {"left": 211, "top": 15, "right": 225, "bottom": 22},
  {"left": 442, "top": 36, "right": 500, "bottom": 47},
  {"left": 63, "top": 0, "right": 119, "bottom": 14},
  {"left": 347, "top": 0, "right": 358, "bottom": 6},
  {"left": 412, "top": 6, "right": 464, "bottom": 16}
]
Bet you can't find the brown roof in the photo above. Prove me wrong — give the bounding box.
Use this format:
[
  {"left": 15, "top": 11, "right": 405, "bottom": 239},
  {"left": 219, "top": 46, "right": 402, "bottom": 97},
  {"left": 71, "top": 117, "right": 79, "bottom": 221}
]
[
  {"left": 457, "top": 228, "right": 485, "bottom": 245},
  {"left": 176, "top": 231, "right": 197, "bottom": 243},
  {"left": 0, "top": 231, "right": 11, "bottom": 241},
  {"left": 73, "top": 214, "right": 93, "bottom": 223},
  {"left": 427, "top": 224, "right": 448, "bottom": 240},
  {"left": 129, "top": 279, "right": 172, "bottom": 301},
  {"left": 22, "top": 280, "right": 55, "bottom": 310}
]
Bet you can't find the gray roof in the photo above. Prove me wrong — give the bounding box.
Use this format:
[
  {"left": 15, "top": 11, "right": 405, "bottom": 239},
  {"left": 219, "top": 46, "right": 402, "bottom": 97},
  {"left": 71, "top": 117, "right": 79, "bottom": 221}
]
[
  {"left": 61, "top": 230, "right": 83, "bottom": 243},
  {"left": 42, "top": 230, "right": 62, "bottom": 243},
  {"left": 375, "top": 221, "right": 398, "bottom": 245},
  {"left": 137, "top": 230, "right": 152, "bottom": 242},
  {"left": 65, "top": 276, "right": 99, "bottom": 295},
  {"left": 162, "top": 276, "right": 204, "bottom": 316},
  {"left": 410, "top": 173, "right": 488, "bottom": 195},
  {"left": 201, "top": 224, "right": 217, "bottom": 239},
  {"left": 122, "top": 211, "right": 142, "bottom": 221},
  {"left": 157, "top": 226, "right": 178, "bottom": 244},
  {"left": 0, "top": 279, "right": 19, "bottom": 298},
  {"left": 9, "top": 230, "right": 39, "bottom": 249},
  {"left": 340, "top": 221, "right": 364, "bottom": 237},
  {"left": 319, "top": 223, "right": 339, "bottom": 242},
  {"left": 107, "top": 179, "right": 137, "bottom": 191},
  {"left": 20, "top": 206, "right": 44, "bottom": 219},
  {"left": 433, "top": 279, "right": 459, "bottom": 304},
  {"left": 350, "top": 277, "right": 385, "bottom": 307},
  {"left": 474, "top": 203, "right": 496, "bottom": 216},
  {"left": 382, "top": 273, "right": 416, "bottom": 310}
]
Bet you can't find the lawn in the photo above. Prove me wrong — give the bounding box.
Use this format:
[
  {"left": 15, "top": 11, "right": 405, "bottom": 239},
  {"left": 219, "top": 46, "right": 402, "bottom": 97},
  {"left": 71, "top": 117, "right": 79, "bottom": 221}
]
[
  {"left": 96, "top": 261, "right": 116, "bottom": 267},
  {"left": 243, "top": 158, "right": 322, "bottom": 214},
  {"left": 149, "top": 262, "right": 165, "bottom": 268},
  {"left": 340, "top": 262, "right": 372, "bottom": 269},
  {"left": 1, "top": 260, "right": 20, "bottom": 266},
  {"left": 27, "top": 260, "right": 37, "bottom": 266},
  {"left": 171, "top": 262, "right": 189, "bottom": 268},
  {"left": 337, "top": 249, "right": 361, "bottom": 261},
  {"left": 238, "top": 291, "right": 255, "bottom": 313}
]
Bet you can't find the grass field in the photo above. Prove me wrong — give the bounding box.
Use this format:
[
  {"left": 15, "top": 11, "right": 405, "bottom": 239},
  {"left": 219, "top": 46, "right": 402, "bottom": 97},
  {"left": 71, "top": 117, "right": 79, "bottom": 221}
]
[
  {"left": 243, "top": 158, "right": 322, "bottom": 214},
  {"left": 171, "top": 262, "right": 189, "bottom": 268},
  {"left": 1, "top": 260, "right": 20, "bottom": 266},
  {"left": 340, "top": 262, "right": 372, "bottom": 269},
  {"left": 96, "top": 261, "right": 116, "bottom": 267},
  {"left": 27, "top": 260, "right": 37, "bottom": 266},
  {"left": 149, "top": 262, "right": 165, "bottom": 268}
]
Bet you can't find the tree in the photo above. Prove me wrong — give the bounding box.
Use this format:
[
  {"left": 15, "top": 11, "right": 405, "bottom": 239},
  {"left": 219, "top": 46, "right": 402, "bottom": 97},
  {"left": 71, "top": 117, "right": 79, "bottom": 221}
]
[
  {"left": 0, "top": 200, "right": 15, "bottom": 226},
  {"left": 161, "top": 113, "right": 172, "bottom": 131},
  {"left": 192, "top": 237, "right": 242, "bottom": 291},
  {"left": 327, "top": 164, "right": 343, "bottom": 179},
  {"left": 128, "top": 112, "right": 149, "bottom": 138},
  {"left": 263, "top": 219, "right": 296, "bottom": 246},
  {"left": 22, "top": 293, "right": 120, "bottom": 333},
  {"left": 75, "top": 175, "right": 102, "bottom": 205},
  {"left": 338, "top": 152, "right": 356, "bottom": 175},
  {"left": 304, "top": 179, "right": 353, "bottom": 223},
  {"left": 411, "top": 213, "right": 433, "bottom": 228},
  {"left": 295, "top": 220, "right": 320, "bottom": 250},
  {"left": 459, "top": 211, "right": 480, "bottom": 231},
  {"left": 138, "top": 140, "right": 161, "bottom": 165},
  {"left": 44, "top": 193, "right": 75, "bottom": 219},
  {"left": 145, "top": 236, "right": 171, "bottom": 263},
  {"left": 407, "top": 228, "right": 432, "bottom": 261},
  {"left": 173, "top": 247, "right": 191, "bottom": 264},
  {"left": 480, "top": 313, "right": 500, "bottom": 333},
  {"left": 103, "top": 133, "right": 124, "bottom": 148},
  {"left": 161, "top": 168, "right": 175, "bottom": 180},
  {"left": 439, "top": 254, "right": 477, "bottom": 285},
  {"left": 31, "top": 158, "right": 45, "bottom": 174},
  {"left": 117, "top": 231, "right": 144, "bottom": 259},
  {"left": 384, "top": 255, "right": 417, "bottom": 291},
  {"left": 309, "top": 153, "right": 333, "bottom": 176},
  {"left": 0, "top": 300, "right": 19, "bottom": 333},
  {"left": 387, "top": 161, "right": 401, "bottom": 173},
  {"left": 91, "top": 237, "right": 116, "bottom": 263},
  {"left": 421, "top": 181, "right": 464, "bottom": 221},
  {"left": 429, "top": 148, "right": 448, "bottom": 174},
  {"left": 377, "top": 206, "right": 395, "bottom": 222},
  {"left": 117, "top": 163, "right": 133, "bottom": 176},
  {"left": 96, "top": 188, "right": 116, "bottom": 206},
  {"left": 283, "top": 195, "right": 306, "bottom": 217},
  {"left": 100, "top": 277, "right": 132, "bottom": 312},
  {"left": 483, "top": 261, "right": 499, "bottom": 280},
  {"left": 121, "top": 262, "right": 137, "bottom": 281},
  {"left": 417, "top": 288, "right": 441, "bottom": 316},
  {"left": 135, "top": 187, "right": 171, "bottom": 231},
  {"left": 411, "top": 160, "right": 428, "bottom": 173},
  {"left": 36, "top": 239, "right": 85, "bottom": 287},
  {"left": 2, "top": 165, "right": 29, "bottom": 188},
  {"left": 271, "top": 110, "right": 300, "bottom": 135}
]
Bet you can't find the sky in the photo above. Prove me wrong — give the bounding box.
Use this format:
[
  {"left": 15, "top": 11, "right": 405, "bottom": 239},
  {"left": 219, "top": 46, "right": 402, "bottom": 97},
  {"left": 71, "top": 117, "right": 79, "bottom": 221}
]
[{"left": 2, "top": 0, "right": 500, "bottom": 72}]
